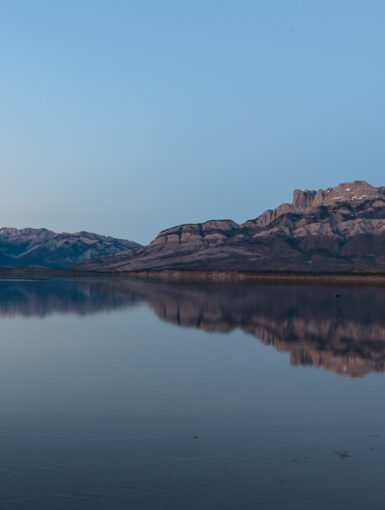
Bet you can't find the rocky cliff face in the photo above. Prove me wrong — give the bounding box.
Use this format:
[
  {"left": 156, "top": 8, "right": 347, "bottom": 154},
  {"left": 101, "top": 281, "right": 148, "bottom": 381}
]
[
  {"left": 292, "top": 180, "right": 385, "bottom": 208},
  {"left": 0, "top": 227, "right": 141, "bottom": 269},
  {"left": 79, "top": 180, "right": 385, "bottom": 273}
]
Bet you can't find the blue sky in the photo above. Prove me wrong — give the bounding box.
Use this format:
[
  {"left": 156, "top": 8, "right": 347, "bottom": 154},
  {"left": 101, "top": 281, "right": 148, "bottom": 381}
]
[{"left": 0, "top": 0, "right": 384, "bottom": 244}]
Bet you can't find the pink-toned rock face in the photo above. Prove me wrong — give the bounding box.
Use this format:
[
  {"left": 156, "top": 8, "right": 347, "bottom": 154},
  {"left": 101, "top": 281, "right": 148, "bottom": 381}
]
[
  {"left": 293, "top": 180, "right": 384, "bottom": 208},
  {"left": 292, "top": 189, "right": 317, "bottom": 208},
  {"left": 79, "top": 180, "right": 385, "bottom": 273},
  {"left": 146, "top": 220, "right": 239, "bottom": 249}
]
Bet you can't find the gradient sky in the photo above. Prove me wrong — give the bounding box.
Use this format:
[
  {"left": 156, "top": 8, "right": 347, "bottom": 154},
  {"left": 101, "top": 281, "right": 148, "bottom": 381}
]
[{"left": 0, "top": 0, "right": 384, "bottom": 244}]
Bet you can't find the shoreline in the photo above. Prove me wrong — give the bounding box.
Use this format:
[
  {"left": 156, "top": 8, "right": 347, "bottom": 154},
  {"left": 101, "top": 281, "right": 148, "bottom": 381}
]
[
  {"left": 0, "top": 267, "right": 384, "bottom": 284},
  {"left": 117, "top": 269, "right": 385, "bottom": 284}
]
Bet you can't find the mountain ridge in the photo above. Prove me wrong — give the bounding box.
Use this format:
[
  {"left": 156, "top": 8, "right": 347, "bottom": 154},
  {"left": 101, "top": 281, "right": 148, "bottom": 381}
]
[
  {"left": 0, "top": 227, "right": 141, "bottom": 269},
  {"left": 78, "top": 180, "right": 385, "bottom": 273}
]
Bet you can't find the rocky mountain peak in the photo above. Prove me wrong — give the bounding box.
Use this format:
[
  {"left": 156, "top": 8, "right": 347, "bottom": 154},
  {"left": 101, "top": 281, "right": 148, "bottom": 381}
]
[
  {"left": 292, "top": 180, "right": 384, "bottom": 209},
  {"left": 79, "top": 179, "right": 385, "bottom": 274}
]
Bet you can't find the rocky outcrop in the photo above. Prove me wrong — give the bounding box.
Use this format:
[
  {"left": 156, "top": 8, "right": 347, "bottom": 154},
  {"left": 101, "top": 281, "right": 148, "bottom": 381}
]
[
  {"left": 292, "top": 180, "right": 385, "bottom": 208},
  {"left": 78, "top": 180, "right": 385, "bottom": 273},
  {"left": 0, "top": 227, "right": 141, "bottom": 269}
]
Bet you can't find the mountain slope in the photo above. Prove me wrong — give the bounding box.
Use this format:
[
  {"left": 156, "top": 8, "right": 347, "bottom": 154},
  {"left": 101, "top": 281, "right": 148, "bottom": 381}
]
[
  {"left": 78, "top": 180, "right": 385, "bottom": 273},
  {"left": 0, "top": 228, "right": 141, "bottom": 269}
]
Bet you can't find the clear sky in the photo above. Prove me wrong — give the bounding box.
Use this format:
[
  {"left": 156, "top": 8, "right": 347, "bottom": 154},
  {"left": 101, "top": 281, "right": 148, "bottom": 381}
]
[{"left": 0, "top": 0, "right": 384, "bottom": 244}]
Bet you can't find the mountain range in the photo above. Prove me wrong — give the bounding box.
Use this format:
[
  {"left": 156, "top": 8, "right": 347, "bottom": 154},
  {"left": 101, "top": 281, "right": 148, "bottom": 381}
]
[
  {"left": 79, "top": 180, "right": 385, "bottom": 273},
  {"left": 0, "top": 228, "right": 141, "bottom": 269},
  {"left": 1, "top": 179, "right": 384, "bottom": 272}
]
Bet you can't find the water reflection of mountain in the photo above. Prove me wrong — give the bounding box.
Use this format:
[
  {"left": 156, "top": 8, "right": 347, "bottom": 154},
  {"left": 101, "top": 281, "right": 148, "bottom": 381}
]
[
  {"left": 121, "top": 280, "right": 385, "bottom": 378},
  {"left": 0, "top": 278, "right": 137, "bottom": 317},
  {"left": 1, "top": 277, "right": 385, "bottom": 377}
]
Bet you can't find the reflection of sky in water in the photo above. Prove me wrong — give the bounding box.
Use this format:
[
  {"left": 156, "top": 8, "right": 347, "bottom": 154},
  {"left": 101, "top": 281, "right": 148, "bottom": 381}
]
[{"left": 0, "top": 277, "right": 384, "bottom": 509}]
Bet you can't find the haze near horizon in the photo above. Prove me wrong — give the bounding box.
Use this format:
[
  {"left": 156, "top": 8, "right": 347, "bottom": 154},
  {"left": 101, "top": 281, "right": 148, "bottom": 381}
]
[{"left": 1, "top": 0, "right": 384, "bottom": 244}]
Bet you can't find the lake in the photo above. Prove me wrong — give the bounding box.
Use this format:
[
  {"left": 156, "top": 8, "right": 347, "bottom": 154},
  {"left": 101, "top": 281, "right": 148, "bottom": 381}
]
[{"left": 0, "top": 275, "right": 384, "bottom": 509}]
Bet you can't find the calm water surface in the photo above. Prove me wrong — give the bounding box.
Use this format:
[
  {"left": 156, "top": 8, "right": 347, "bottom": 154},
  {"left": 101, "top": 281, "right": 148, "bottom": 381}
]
[{"left": 0, "top": 276, "right": 384, "bottom": 509}]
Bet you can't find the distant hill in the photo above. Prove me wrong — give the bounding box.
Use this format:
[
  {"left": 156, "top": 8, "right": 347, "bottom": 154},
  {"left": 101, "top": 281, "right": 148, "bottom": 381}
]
[
  {"left": 78, "top": 180, "right": 385, "bottom": 273},
  {"left": 0, "top": 227, "right": 141, "bottom": 269}
]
